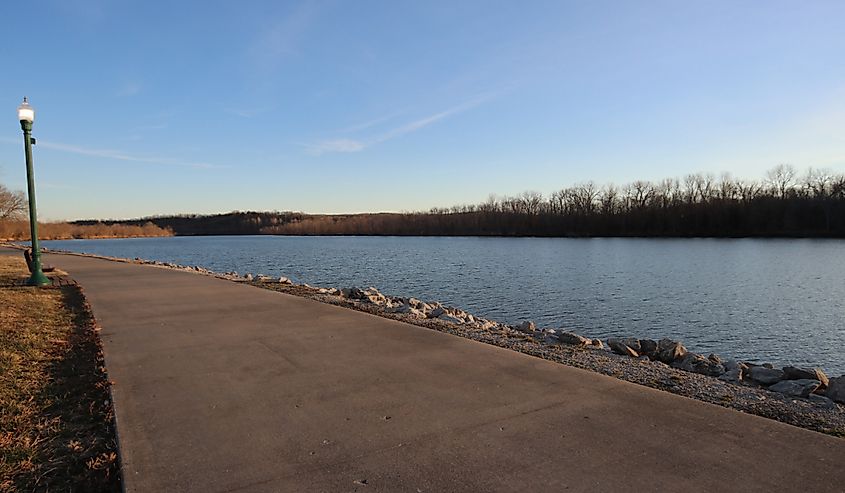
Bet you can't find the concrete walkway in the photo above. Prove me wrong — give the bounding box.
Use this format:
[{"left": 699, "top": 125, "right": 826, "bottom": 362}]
[{"left": 21, "top": 250, "right": 845, "bottom": 491}]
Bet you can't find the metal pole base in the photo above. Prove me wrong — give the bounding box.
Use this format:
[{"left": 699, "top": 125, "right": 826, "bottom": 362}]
[{"left": 27, "top": 270, "right": 50, "bottom": 287}]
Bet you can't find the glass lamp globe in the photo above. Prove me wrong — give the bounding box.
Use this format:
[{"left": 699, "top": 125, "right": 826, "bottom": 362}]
[{"left": 17, "top": 97, "right": 34, "bottom": 123}]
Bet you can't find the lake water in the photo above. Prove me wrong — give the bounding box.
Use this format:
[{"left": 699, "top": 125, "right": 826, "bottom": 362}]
[{"left": 43, "top": 236, "right": 845, "bottom": 375}]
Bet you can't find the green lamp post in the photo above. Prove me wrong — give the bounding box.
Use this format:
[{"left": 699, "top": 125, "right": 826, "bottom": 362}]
[{"left": 18, "top": 97, "right": 49, "bottom": 286}]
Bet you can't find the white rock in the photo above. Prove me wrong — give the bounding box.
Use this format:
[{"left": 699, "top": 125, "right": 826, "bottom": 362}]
[
  {"left": 407, "top": 308, "right": 425, "bottom": 318},
  {"left": 782, "top": 367, "right": 829, "bottom": 388},
  {"left": 748, "top": 366, "right": 784, "bottom": 385},
  {"left": 428, "top": 307, "right": 445, "bottom": 318},
  {"left": 718, "top": 368, "right": 743, "bottom": 384},
  {"left": 808, "top": 394, "right": 839, "bottom": 409},
  {"left": 768, "top": 379, "right": 821, "bottom": 398},
  {"left": 516, "top": 321, "right": 536, "bottom": 333},
  {"left": 557, "top": 332, "right": 591, "bottom": 346},
  {"left": 364, "top": 294, "right": 386, "bottom": 304},
  {"left": 608, "top": 339, "right": 639, "bottom": 358},
  {"left": 825, "top": 376, "right": 845, "bottom": 404},
  {"left": 387, "top": 303, "right": 412, "bottom": 314},
  {"left": 438, "top": 314, "right": 464, "bottom": 324}
]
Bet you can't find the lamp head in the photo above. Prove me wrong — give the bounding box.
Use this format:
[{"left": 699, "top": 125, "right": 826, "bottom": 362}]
[{"left": 17, "top": 97, "right": 34, "bottom": 123}]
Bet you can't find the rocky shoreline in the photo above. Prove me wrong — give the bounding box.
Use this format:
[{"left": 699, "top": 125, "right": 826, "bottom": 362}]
[
  {"left": 262, "top": 282, "right": 845, "bottom": 436},
  {"left": 12, "top": 245, "right": 844, "bottom": 437}
]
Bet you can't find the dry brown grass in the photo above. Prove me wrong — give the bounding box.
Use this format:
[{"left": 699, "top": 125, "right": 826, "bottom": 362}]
[
  {"left": 0, "top": 220, "right": 172, "bottom": 241},
  {"left": 0, "top": 256, "right": 120, "bottom": 492}
]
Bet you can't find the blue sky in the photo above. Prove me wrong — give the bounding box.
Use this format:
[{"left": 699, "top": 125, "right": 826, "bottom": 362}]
[{"left": 1, "top": 1, "right": 844, "bottom": 220}]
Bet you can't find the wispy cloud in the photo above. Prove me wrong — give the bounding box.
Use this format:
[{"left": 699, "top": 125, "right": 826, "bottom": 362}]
[
  {"left": 225, "top": 106, "right": 274, "bottom": 119},
  {"left": 373, "top": 94, "right": 494, "bottom": 144},
  {"left": 305, "top": 138, "right": 366, "bottom": 155},
  {"left": 135, "top": 122, "right": 168, "bottom": 131},
  {"left": 308, "top": 91, "right": 499, "bottom": 155},
  {"left": 120, "top": 122, "right": 169, "bottom": 143},
  {"left": 36, "top": 141, "right": 225, "bottom": 169},
  {"left": 116, "top": 81, "right": 142, "bottom": 97},
  {"left": 338, "top": 111, "right": 404, "bottom": 134}
]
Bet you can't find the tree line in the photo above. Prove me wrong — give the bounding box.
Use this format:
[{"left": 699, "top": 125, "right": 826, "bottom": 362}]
[
  {"left": 5, "top": 165, "right": 845, "bottom": 238},
  {"left": 73, "top": 211, "right": 305, "bottom": 236},
  {"left": 0, "top": 184, "right": 173, "bottom": 240},
  {"left": 262, "top": 165, "right": 845, "bottom": 237},
  {"left": 0, "top": 220, "right": 172, "bottom": 241}
]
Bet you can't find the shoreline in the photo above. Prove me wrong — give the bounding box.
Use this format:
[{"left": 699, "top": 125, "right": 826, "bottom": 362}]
[
  {"left": 0, "top": 234, "right": 171, "bottom": 242},
  {"left": 7, "top": 243, "right": 843, "bottom": 437},
  {"left": 35, "top": 232, "right": 845, "bottom": 240}
]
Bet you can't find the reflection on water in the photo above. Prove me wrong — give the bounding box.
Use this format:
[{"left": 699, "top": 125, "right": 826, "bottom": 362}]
[{"left": 44, "top": 236, "right": 845, "bottom": 375}]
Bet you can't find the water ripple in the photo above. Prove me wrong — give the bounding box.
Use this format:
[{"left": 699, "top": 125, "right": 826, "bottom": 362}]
[{"left": 43, "top": 235, "right": 845, "bottom": 375}]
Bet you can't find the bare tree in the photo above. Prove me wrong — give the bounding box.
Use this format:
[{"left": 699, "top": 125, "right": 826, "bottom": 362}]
[
  {"left": 479, "top": 194, "right": 500, "bottom": 213},
  {"left": 716, "top": 173, "right": 737, "bottom": 201},
  {"left": 599, "top": 184, "right": 619, "bottom": 215},
  {"left": 549, "top": 189, "right": 566, "bottom": 215},
  {"left": 518, "top": 191, "right": 544, "bottom": 215},
  {"left": 803, "top": 167, "right": 833, "bottom": 198},
  {"left": 629, "top": 180, "right": 655, "bottom": 209},
  {"left": 736, "top": 179, "right": 762, "bottom": 204},
  {"left": 765, "top": 164, "right": 797, "bottom": 198},
  {"left": 572, "top": 181, "right": 599, "bottom": 214},
  {"left": 831, "top": 175, "right": 845, "bottom": 199},
  {"left": 682, "top": 174, "right": 699, "bottom": 204},
  {"left": 0, "top": 184, "right": 26, "bottom": 220},
  {"left": 655, "top": 178, "right": 680, "bottom": 208},
  {"left": 693, "top": 173, "right": 715, "bottom": 203}
]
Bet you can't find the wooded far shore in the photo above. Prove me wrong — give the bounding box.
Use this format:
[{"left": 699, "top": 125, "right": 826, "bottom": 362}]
[
  {"left": 4, "top": 165, "right": 844, "bottom": 239},
  {"left": 71, "top": 166, "right": 845, "bottom": 238},
  {"left": 0, "top": 221, "right": 172, "bottom": 241}
]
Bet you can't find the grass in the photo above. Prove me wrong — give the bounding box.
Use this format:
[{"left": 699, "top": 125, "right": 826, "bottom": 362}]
[{"left": 0, "top": 255, "right": 120, "bottom": 492}]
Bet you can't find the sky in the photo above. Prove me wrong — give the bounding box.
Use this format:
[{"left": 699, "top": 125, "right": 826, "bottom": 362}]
[{"left": 1, "top": 0, "right": 844, "bottom": 220}]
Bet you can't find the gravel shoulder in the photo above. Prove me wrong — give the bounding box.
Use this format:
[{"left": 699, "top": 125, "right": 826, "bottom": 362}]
[{"left": 253, "top": 281, "right": 845, "bottom": 438}]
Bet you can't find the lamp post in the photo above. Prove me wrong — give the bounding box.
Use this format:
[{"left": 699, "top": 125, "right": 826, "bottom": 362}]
[{"left": 18, "top": 97, "right": 49, "bottom": 286}]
